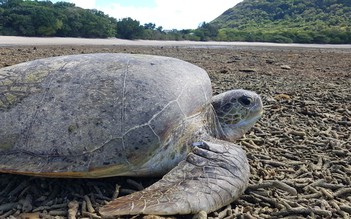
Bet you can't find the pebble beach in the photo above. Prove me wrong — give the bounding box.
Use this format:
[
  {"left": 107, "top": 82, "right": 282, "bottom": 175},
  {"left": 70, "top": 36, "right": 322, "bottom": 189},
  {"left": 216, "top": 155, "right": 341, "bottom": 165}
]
[{"left": 0, "top": 39, "right": 350, "bottom": 218}]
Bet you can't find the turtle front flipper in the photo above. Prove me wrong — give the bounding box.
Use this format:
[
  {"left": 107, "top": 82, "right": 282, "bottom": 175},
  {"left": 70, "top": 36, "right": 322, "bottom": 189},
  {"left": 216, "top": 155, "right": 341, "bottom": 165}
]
[{"left": 99, "top": 139, "right": 250, "bottom": 216}]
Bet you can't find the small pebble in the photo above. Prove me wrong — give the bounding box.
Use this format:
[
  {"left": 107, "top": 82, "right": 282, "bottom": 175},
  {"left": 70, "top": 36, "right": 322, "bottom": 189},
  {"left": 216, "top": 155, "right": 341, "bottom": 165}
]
[{"left": 193, "top": 210, "right": 207, "bottom": 219}]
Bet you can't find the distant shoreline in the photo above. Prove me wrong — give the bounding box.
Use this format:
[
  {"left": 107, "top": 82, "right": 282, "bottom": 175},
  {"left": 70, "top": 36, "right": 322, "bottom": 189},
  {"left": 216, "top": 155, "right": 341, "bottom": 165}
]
[{"left": 1, "top": 36, "right": 351, "bottom": 49}]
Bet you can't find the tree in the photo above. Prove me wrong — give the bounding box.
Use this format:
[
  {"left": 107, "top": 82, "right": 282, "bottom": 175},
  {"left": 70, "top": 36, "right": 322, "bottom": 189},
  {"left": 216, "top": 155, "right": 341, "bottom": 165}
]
[
  {"left": 0, "top": 0, "right": 117, "bottom": 37},
  {"left": 210, "top": 0, "right": 351, "bottom": 43},
  {"left": 79, "top": 9, "right": 116, "bottom": 38},
  {"left": 32, "top": 7, "right": 62, "bottom": 36},
  {"left": 0, "top": 0, "right": 22, "bottom": 8},
  {"left": 194, "top": 22, "right": 219, "bottom": 41},
  {"left": 156, "top": 26, "right": 163, "bottom": 32},
  {"left": 116, "top": 17, "right": 144, "bottom": 39},
  {"left": 54, "top": 4, "right": 116, "bottom": 38},
  {"left": 144, "top": 22, "right": 156, "bottom": 30},
  {"left": 53, "top": 1, "right": 76, "bottom": 8},
  {"left": 54, "top": 7, "right": 83, "bottom": 37}
]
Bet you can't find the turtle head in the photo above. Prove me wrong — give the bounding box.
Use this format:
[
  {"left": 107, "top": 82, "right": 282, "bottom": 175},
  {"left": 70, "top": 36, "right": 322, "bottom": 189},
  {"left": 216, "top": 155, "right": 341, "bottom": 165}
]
[{"left": 212, "top": 89, "right": 263, "bottom": 141}]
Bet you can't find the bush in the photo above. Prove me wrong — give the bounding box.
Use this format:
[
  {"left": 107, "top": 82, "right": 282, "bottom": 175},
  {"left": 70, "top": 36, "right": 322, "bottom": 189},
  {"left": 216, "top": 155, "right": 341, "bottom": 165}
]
[{"left": 271, "top": 35, "right": 294, "bottom": 43}]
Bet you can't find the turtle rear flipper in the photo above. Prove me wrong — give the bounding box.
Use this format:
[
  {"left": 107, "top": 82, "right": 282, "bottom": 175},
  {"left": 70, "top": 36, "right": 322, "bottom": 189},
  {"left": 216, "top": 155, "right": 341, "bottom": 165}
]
[{"left": 99, "top": 139, "right": 250, "bottom": 216}]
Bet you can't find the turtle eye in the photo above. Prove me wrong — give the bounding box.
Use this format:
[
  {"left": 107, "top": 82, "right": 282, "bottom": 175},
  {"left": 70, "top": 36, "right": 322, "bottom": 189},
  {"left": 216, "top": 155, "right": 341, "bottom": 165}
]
[{"left": 239, "top": 95, "right": 253, "bottom": 106}]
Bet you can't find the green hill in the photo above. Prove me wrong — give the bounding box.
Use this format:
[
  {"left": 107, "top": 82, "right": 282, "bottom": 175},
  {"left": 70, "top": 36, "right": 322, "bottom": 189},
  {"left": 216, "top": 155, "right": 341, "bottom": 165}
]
[
  {"left": 0, "top": 0, "right": 117, "bottom": 38},
  {"left": 0, "top": 0, "right": 191, "bottom": 40},
  {"left": 210, "top": 0, "right": 351, "bottom": 43}
]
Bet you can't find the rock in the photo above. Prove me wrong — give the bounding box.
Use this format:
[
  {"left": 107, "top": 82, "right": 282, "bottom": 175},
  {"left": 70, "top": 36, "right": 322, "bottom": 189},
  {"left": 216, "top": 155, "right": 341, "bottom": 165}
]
[
  {"left": 239, "top": 68, "right": 257, "bottom": 73},
  {"left": 280, "top": 65, "right": 291, "bottom": 70},
  {"left": 219, "top": 68, "right": 229, "bottom": 74},
  {"left": 266, "top": 59, "right": 275, "bottom": 64},
  {"left": 227, "top": 56, "right": 241, "bottom": 63},
  {"left": 274, "top": 93, "right": 291, "bottom": 100},
  {"left": 193, "top": 211, "right": 207, "bottom": 219},
  {"left": 266, "top": 96, "right": 278, "bottom": 103}
]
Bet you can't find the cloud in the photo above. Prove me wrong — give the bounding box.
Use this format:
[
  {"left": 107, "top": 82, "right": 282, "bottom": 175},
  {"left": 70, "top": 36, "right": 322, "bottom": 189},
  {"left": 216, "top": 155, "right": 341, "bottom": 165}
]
[
  {"left": 63, "top": 0, "right": 242, "bottom": 30},
  {"left": 153, "top": 0, "right": 240, "bottom": 29},
  {"left": 70, "top": 0, "right": 96, "bottom": 9}
]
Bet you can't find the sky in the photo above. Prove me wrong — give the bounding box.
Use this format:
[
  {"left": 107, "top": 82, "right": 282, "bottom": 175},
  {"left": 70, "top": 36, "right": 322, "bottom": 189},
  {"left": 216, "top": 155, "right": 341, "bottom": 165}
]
[{"left": 49, "top": 0, "right": 243, "bottom": 30}]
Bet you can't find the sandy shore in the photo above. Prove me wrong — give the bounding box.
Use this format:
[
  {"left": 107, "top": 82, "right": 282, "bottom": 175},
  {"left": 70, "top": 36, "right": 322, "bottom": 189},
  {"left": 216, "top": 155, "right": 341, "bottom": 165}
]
[{"left": 1, "top": 36, "right": 351, "bottom": 49}]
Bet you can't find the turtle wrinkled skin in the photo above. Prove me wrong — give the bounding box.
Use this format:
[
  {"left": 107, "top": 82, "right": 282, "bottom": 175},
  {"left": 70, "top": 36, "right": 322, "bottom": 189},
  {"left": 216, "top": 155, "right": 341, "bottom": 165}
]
[{"left": 0, "top": 53, "right": 263, "bottom": 216}]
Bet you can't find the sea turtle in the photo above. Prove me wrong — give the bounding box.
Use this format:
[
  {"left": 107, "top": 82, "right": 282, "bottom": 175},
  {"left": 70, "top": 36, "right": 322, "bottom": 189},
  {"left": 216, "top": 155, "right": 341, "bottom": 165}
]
[{"left": 0, "top": 53, "right": 263, "bottom": 216}]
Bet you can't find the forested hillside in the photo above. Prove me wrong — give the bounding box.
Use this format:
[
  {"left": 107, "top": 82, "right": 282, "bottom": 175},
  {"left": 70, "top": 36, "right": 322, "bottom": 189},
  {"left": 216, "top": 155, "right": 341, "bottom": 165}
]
[
  {"left": 0, "top": 0, "right": 191, "bottom": 40},
  {"left": 0, "top": 0, "right": 118, "bottom": 38},
  {"left": 211, "top": 0, "right": 351, "bottom": 43}
]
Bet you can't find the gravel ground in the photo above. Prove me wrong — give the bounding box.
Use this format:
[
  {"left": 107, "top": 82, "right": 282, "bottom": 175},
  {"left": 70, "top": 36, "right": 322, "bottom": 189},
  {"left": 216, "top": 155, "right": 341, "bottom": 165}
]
[{"left": 0, "top": 45, "right": 350, "bottom": 219}]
